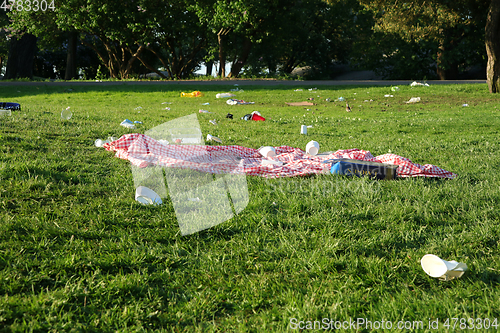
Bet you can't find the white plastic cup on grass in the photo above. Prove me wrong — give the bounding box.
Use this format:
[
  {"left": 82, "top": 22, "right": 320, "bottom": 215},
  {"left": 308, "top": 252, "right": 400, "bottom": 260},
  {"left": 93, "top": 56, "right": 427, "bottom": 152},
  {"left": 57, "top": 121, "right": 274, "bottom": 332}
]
[
  {"left": 300, "top": 125, "right": 307, "bottom": 134},
  {"left": 421, "top": 254, "right": 468, "bottom": 281},
  {"left": 306, "top": 141, "right": 320, "bottom": 156},
  {"left": 135, "top": 186, "right": 162, "bottom": 205}
]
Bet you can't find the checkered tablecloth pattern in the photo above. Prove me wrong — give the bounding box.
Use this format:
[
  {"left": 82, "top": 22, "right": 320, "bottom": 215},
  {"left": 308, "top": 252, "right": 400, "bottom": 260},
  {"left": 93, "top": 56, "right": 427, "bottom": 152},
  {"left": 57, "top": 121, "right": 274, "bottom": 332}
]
[{"left": 104, "top": 134, "right": 457, "bottom": 179}]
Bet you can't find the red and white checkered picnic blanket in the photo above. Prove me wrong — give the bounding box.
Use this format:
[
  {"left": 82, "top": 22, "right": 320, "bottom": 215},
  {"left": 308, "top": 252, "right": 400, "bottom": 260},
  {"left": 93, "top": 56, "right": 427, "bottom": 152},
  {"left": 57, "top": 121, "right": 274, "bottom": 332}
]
[{"left": 103, "top": 134, "right": 457, "bottom": 179}]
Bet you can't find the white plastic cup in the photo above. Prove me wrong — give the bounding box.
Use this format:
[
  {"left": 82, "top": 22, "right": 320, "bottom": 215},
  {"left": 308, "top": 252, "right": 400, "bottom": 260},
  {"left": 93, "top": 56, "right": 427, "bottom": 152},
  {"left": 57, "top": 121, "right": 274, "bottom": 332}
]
[
  {"left": 259, "top": 146, "right": 276, "bottom": 158},
  {"left": 421, "top": 254, "right": 468, "bottom": 281},
  {"left": 300, "top": 125, "right": 307, "bottom": 135},
  {"left": 135, "top": 186, "right": 162, "bottom": 205},
  {"left": 306, "top": 141, "right": 320, "bottom": 156}
]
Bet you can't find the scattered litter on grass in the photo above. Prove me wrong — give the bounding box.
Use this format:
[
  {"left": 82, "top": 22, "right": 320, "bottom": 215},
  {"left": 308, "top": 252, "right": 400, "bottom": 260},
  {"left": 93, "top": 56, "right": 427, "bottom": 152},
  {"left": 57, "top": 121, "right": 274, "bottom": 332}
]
[
  {"left": 181, "top": 91, "right": 203, "bottom": 97},
  {"left": 241, "top": 111, "right": 265, "bottom": 121},
  {"left": 209, "top": 119, "right": 217, "bottom": 125},
  {"left": 294, "top": 89, "right": 303, "bottom": 91},
  {"left": 161, "top": 102, "right": 172, "bottom": 105},
  {"left": 135, "top": 186, "right": 162, "bottom": 205},
  {"left": 338, "top": 97, "right": 345, "bottom": 101},
  {"left": 384, "top": 95, "right": 394, "bottom": 98},
  {"left": 300, "top": 125, "right": 307, "bottom": 134},
  {"left": 308, "top": 88, "right": 317, "bottom": 91},
  {"left": 134, "top": 106, "right": 142, "bottom": 110},
  {"left": 206, "top": 134, "right": 222, "bottom": 143},
  {"left": 391, "top": 86, "right": 400, "bottom": 91},
  {"left": 120, "top": 119, "right": 138, "bottom": 129},
  {"left": 328, "top": 159, "right": 399, "bottom": 180},
  {"left": 410, "top": 81, "right": 429, "bottom": 87},
  {"left": 164, "top": 107, "right": 171, "bottom": 110},
  {"left": 199, "top": 109, "right": 213, "bottom": 114},
  {"left": 406, "top": 97, "right": 421, "bottom": 104},
  {"left": 216, "top": 93, "right": 236, "bottom": 98},
  {"left": 61, "top": 107, "right": 72, "bottom": 120},
  {"left": 201, "top": 102, "right": 210, "bottom": 105},
  {"left": 462, "top": 103, "right": 469, "bottom": 107},
  {"left": 307, "top": 125, "right": 313, "bottom": 128},
  {"left": 226, "top": 113, "right": 233, "bottom": 119},
  {"left": 0, "top": 102, "right": 21, "bottom": 110},
  {"left": 421, "top": 254, "right": 467, "bottom": 281},
  {"left": 227, "top": 99, "right": 254, "bottom": 105}
]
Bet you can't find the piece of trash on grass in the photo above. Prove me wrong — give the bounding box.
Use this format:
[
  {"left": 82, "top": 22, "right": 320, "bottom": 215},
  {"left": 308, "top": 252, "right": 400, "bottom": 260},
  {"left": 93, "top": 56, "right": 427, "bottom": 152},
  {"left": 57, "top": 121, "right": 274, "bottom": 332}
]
[
  {"left": 384, "top": 94, "right": 394, "bottom": 97},
  {"left": 161, "top": 102, "right": 172, "bottom": 105},
  {"left": 135, "top": 186, "right": 162, "bottom": 205},
  {"left": 209, "top": 119, "right": 217, "bottom": 125},
  {"left": 164, "top": 107, "right": 171, "bottom": 110},
  {"left": 328, "top": 159, "right": 399, "bottom": 180},
  {"left": 199, "top": 109, "right": 213, "bottom": 114},
  {"left": 306, "top": 125, "right": 313, "bottom": 128},
  {"left": 181, "top": 91, "right": 203, "bottom": 97},
  {"left": 294, "top": 89, "right": 303, "bottom": 91},
  {"left": 226, "top": 113, "right": 233, "bottom": 119},
  {"left": 421, "top": 254, "right": 467, "bottom": 281},
  {"left": 308, "top": 88, "right": 317, "bottom": 91},
  {"left": 259, "top": 146, "right": 276, "bottom": 158},
  {"left": 462, "top": 104, "right": 469, "bottom": 107},
  {"left": 285, "top": 101, "right": 315, "bottom": 106},
  {"left": 216, "top": 93, "right": 236, "bottom": 98},
  {"left": 410, "top": 81, "right": 430, "bottom": 87},
  {"left": 300, "top": 125, "right": 307, "bottom": 135},
  {"left": 338, "top": 97, "right": 345, "bottom": 102},
  {"left": 241, "top": 111, "right": 265, "bottom": 121},
  {"left": 201, "top": 102, "right": 210, "bottom": 105},
  {"left": 61, "top": 107, "right": 72, "bottom": 120},
  {"left": 134, "top": 106, "right": 143, "bottom": 110},
  {"left": 306, "top": 141, "right": 319, "bottom": 155},
  {"left": 120, "top": 119, "right": 136, "bottom": 129},
  {"left": 206, "top": 134, "right": 222, "bottom": 143},
  {"left": 406, "top": 97, "right": 421, "bottom": 104},
  {"left": 0, "top": 102, "right": 21, "bottom": 110},
  {"left": 227, "top": 99, "right": 254, "bottom": 105},
  {"left": 391, "top": 86, "right": 399, "bottom": 91}
]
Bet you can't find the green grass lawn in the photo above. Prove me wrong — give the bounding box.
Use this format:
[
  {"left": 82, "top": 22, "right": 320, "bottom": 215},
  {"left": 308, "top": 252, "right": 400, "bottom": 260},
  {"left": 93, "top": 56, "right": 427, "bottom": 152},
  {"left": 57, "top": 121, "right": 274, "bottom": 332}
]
[{"left": 1, "top": 81, "right": 500, "bottom": 332}]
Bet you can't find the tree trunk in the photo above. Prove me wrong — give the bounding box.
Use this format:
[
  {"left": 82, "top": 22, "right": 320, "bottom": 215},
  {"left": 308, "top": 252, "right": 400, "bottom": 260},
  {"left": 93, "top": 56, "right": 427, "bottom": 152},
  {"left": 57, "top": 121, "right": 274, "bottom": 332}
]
[
  {"left": 486, "top": 0, "right": 500, "bottom": 93},
  {"left": 228, "top": 38, "right": 252, "bottom": 78},
  {"left": 5, "top": 33, "right": 37, "bottom": 80},
  {"left": 205, "top": 61, "right": 213, "bottom": 76},
  {"left": 65, "top": 31, "right": 78, "bottom": 80},
  {"left": 218, "top": 32, "right": 226, "bottom": 77}
]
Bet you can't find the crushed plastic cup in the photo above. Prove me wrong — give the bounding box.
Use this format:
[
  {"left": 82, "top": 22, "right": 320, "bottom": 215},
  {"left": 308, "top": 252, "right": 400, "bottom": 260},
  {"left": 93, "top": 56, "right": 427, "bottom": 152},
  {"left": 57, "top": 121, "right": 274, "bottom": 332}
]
[
  {"left": 135, "top": 186, "right": 162, "bottom": 205},
  {"left": 421, "top": 254, "right": 468, "bottom": 281},
  {"left": 306, "top": 141, "right": 319, "bottom": 155},
  {"left": 406, "top": 97, "right": 421, "bottom": 104},
  {"left": 216, "top": 93, "right": 236, "bottom": 98},
  {"left": 120, "top": 119, "right": 136, "bottom": 129},
  {"left": 61, "top": 107, "right": 72, "bottom": 120},
  {"left": 259, "top": 146, "right": 276, "bottom": 158},
  {"left": 301, "top": 125, "right": 307, "bottom": 135},
  {"left": 251, "top": 111, "right": 265, "bottom": 121},
  {"left": 206, "top": 134, "right": 222, "bottom": 143}
]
